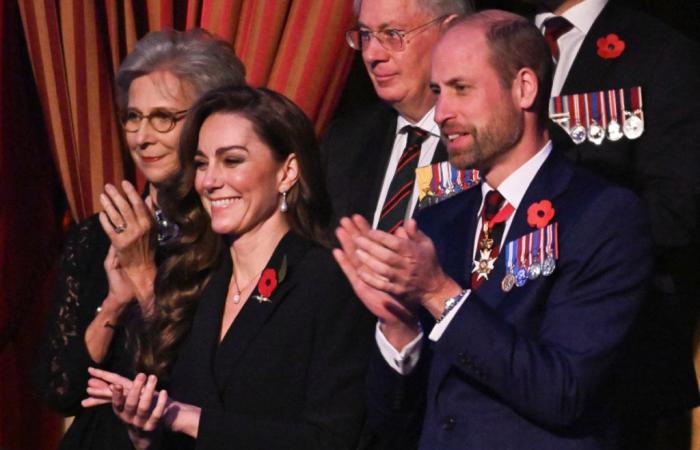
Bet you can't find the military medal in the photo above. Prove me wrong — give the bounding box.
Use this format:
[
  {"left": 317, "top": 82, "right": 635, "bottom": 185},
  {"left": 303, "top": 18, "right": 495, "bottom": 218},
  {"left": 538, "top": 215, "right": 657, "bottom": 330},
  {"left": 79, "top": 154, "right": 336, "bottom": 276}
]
[
  {"left": 587, "top": 92, "right": 606, "bottom": 145},
  {"left": 472, "top": 199, "right": 515, "bottom": 282},
  {"left": 541, "top": 223, "right": 559, "bottom": 276},
  {"left": 622, "top": 87, "right": 644, "bottom": 139},
  {"left": 501, "top": 239, "right": 517, "bottom": 292},
  {"left": 549, "top": 95, "right": 570, "bottom": 134},
  {"left": 568, "top": 94, "right": 587, "bottom": 144},
  {"left": 514, "top": 236, "right": 528, "bottom": 287},
  {"left": 527, "top": 229, "right": 543, "bottom": 280},
  {"left": 606, "top": 89, "right": 624, "bottom": 141},
  {"left": 416, "top": 163, "right": 480, "bottom": 211}
]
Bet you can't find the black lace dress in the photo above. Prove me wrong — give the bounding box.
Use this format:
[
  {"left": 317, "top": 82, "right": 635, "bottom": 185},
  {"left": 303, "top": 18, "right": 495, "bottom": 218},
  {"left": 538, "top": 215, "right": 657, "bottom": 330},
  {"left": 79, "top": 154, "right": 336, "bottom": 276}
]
[{"left": 37, "top": 215, "right": 138, "bottom": 450}]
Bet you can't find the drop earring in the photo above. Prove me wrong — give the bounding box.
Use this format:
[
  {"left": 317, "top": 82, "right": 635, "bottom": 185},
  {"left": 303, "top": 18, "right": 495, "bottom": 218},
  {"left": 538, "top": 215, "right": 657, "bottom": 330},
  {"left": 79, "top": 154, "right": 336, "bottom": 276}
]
[{"left": 280, "top": 191, "right": 288, "bottom": 212}]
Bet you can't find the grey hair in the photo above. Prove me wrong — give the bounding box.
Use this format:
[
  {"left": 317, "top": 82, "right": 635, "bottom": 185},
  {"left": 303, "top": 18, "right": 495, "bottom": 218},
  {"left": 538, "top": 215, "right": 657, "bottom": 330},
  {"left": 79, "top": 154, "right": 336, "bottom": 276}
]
[
  {"left": 115, "top": 28, "right": 246, "bottom": 111},
  {"left": 352, "top": 0, "right": 474, "bottom": 17}
]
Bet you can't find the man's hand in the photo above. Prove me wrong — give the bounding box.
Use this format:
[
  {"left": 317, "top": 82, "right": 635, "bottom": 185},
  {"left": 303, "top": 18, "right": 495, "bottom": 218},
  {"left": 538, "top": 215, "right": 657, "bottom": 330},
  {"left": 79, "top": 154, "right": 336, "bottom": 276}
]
[
  {"left": 334, "top": 216, "right": 421, "bottom": 349},
  {"left": 341, "top": 216, "right": 462, "bottom": 319}
]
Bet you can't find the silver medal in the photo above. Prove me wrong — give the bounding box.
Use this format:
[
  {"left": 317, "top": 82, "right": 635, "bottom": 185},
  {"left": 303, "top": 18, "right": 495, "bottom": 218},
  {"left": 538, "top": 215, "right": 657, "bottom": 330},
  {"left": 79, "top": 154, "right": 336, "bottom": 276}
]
[
  {"left": 527, "top": 262, "right": 542, "bottom": 280},
  {"left": 623, "top": 111, "right": 644, "bottom": 139},
  {"left": 607, "top": 119, "right": 624, "bottom": 141},
  {"left": 570, "top": 124, "right": 587, "bottom": 145},
  {"left": 542, "top": 255, "right": 556, "bottom": 276},
  {"left": 588, "top": 121, "right": 606, "bottom": 145}
]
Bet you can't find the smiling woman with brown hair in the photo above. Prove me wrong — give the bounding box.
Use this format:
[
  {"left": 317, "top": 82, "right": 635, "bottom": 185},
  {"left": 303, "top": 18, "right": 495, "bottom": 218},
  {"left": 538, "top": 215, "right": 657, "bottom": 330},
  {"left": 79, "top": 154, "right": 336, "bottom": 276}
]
[{"left": 83, "top": 86, "right": 374, "bottom": 450}]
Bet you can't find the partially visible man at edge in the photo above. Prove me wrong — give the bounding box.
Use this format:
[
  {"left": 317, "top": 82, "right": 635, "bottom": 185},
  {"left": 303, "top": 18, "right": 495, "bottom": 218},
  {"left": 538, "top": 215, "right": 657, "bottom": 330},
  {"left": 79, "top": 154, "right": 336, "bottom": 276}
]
[
  {"left": 525, "top": 1, "right": 700, "bottom": 448},
  {"left": 334, "top": 10, "right": 653, "bottom": 449},
  {"left": 321, "top": 0, "right": 473, "bottom": 233}
]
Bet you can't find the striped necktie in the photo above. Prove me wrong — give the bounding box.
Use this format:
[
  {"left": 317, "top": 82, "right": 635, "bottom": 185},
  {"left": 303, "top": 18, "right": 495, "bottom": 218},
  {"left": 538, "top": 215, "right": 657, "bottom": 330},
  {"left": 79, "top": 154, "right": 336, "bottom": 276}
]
[{"left": 377, "top": 126, "right": 428, "bottom": 233}]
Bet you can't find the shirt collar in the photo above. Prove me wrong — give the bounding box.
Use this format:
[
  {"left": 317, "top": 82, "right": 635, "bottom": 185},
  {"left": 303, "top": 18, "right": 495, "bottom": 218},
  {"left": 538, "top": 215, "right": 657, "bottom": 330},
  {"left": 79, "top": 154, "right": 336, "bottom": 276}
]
[
  {"left": 535, "top": 0, "right": 608, "bottom": 35},
  {"left": 396, "top": 107, "right": 440, "bottom": 138},
  {"left": 480, "top": 141, "right": 553, "bottom": 210}
]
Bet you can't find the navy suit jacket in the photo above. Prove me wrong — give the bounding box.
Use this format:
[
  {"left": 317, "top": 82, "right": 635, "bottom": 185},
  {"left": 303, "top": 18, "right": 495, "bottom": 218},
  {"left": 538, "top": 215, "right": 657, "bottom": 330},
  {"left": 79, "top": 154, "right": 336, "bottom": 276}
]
[
  {"left": 367, "top": 149, "right": 653, "bottom": 449},
  {"left": 549, "top": 0, "right": 700, "bottom": 414}
]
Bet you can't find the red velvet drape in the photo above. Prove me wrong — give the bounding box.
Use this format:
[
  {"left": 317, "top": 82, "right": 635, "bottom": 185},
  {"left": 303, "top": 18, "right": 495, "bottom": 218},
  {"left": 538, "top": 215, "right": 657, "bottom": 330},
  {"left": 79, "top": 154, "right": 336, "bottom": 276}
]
[
  {"left": 1, "top": 1, "right": 357, "bottom": 449},
  {"left": 0, "top": 1, "right": 65, "bottom": 449}
]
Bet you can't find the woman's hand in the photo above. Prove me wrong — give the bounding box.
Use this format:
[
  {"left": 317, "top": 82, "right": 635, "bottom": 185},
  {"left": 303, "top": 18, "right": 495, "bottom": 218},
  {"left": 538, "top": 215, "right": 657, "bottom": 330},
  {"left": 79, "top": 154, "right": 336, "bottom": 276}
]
[
  {"left": 98, "top": 181, "right": 157, "bottom": 313},
  {"left": 83, "top": 368, "right": 169, "bottom": 450},
  {"left": 104, "top": 245, "right": 136, "bottom": 307},
  {"left": 83, "top": 367, "right": 201, "bottom": 440}
]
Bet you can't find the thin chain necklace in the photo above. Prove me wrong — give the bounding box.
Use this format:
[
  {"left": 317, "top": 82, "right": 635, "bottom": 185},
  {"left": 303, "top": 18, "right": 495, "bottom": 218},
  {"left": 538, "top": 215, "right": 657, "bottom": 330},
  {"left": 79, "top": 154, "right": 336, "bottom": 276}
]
[{"left": 230, "top": 269, "right": 262, "bottom": 304}]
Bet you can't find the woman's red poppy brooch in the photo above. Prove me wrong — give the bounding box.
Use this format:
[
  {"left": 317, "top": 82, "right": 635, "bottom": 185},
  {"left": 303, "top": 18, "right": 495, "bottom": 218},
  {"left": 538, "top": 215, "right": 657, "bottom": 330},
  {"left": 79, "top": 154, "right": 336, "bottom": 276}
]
[
  {"left": 596, "top": 33, "right": 625, "bottom": 59},
  {"left": 254, "top": 256, "right": 288, "bottom": 303},
  {"left": 527, "top": 200, "right": 556, "bottom": 229}
]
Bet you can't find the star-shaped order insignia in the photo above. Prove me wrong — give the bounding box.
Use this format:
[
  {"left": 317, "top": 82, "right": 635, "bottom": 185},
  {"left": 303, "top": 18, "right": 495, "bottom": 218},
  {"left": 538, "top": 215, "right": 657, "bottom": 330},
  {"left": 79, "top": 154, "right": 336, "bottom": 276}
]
[{"left": 472, "top": 249, "right": 496, "bottom": 281}]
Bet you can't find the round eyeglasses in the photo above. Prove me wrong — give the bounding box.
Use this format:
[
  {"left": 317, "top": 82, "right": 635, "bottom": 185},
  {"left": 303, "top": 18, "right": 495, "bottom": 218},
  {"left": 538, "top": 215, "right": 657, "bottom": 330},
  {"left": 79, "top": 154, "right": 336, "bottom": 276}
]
[
  {"left": 120, "top": 109, "right": 189, "bottom": 133},
  {"left": 345, "top": 15, "right": 446, "bottom": 52}
]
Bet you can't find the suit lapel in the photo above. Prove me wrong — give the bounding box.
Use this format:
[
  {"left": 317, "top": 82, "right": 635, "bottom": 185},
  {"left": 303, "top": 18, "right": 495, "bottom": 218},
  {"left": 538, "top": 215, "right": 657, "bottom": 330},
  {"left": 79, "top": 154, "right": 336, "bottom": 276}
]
[
  {"left": 358, "top": 107, "right": 398, "bottom": 219},
  {"left": 561, "top": 2, "right": 624, "bottom": 94},
  {"left": 431, "top": 140, "right": 448, "bottom": 164},
  {"left": 474, "top": 151, "right": 573, "bottom": 306},
  {"left": 213, "top": 232, "right": 310, "bottom": 391},
  {"left": 181, "top": 255, "right": 230, "bottom": 408}
]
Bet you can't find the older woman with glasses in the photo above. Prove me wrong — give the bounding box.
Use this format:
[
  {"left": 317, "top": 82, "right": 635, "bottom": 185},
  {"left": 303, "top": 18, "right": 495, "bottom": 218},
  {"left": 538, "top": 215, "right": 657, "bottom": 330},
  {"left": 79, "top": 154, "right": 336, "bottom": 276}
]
[
  {"left": 37, "top": 29, "right": 245, "bottom": 450},
  {"left": 82, "top": 86, "right": 375, "bottom": 450}
]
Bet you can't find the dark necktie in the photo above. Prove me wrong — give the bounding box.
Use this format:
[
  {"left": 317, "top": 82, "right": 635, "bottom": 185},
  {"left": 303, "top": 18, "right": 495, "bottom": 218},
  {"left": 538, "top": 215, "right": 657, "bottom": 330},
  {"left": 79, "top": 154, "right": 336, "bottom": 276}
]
[
  {"left": 471, "top": 190, "right": 510, "bottom": 290},
  {"left": 543, "top": 16, "right": 573, "bottom": 63},
  {"left": 377, "top": 126, "right": 428, "bottom": 233}
]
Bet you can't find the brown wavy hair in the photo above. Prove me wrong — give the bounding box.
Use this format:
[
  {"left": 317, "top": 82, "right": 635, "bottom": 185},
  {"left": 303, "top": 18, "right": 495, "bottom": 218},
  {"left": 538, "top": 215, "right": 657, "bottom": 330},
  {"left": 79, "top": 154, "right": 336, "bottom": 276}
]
[{"left": 137, "top": 86, "right": 333, "bottom": 380}]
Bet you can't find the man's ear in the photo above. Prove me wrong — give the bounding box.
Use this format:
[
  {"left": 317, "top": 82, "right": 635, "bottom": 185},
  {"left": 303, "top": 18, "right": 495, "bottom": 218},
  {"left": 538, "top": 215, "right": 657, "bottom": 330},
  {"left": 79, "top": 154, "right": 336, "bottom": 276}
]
[
  {"left": 277, "top": 153, "right": 299, "bottom": 193},
  {"left": 512, "top": 67, "right": 539, "bottom": 111},
  {"left": 441, "top": 14, "right": 460, "bottom": 29}
]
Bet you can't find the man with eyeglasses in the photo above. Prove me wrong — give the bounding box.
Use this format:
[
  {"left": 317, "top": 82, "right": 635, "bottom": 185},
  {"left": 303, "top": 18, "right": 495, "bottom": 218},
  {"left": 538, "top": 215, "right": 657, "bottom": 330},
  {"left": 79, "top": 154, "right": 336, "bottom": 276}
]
[{"left": 321, "top": 0, "right": 473, "bottom": 233}]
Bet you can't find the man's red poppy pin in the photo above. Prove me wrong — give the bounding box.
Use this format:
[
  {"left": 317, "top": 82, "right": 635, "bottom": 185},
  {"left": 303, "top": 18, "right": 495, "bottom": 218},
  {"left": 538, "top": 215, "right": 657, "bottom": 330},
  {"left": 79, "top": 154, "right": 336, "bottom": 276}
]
[
  {"left": 527, "top": 200, "right": 556, "bottom": 229},
  {"left": 596, "top": 33, "right": 625, "bottom": 59}
]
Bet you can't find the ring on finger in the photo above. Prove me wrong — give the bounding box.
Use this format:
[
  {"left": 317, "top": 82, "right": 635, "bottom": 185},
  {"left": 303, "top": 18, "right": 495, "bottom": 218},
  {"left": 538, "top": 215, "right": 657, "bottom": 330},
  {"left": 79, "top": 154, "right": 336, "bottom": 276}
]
[{"left": 113, "top": 223, "right": 127, "bottom": 234}]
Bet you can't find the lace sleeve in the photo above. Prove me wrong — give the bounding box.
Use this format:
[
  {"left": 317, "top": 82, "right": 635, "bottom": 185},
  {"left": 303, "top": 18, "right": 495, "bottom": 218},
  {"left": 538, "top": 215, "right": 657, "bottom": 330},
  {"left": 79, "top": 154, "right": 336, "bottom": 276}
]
[{"left": 36, "top": 215, "right": 113, "bottom": 415}]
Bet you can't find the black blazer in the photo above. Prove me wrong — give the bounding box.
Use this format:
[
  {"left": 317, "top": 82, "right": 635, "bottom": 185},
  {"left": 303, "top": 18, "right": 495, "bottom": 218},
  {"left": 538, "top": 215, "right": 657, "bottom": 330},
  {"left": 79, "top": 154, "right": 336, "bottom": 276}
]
[
  {"left": 165, "top": 232, "right": 375, "bottom": 450},
  {"left": 549, "top": 1, "right": 700, "bottom": 414},
  {"left": 321, "top": 102, "right": 448, "bottom": 222}
]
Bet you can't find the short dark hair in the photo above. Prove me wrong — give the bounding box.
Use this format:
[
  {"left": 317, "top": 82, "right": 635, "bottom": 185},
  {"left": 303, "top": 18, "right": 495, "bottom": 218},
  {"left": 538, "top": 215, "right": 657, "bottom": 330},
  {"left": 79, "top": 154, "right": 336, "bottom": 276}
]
[{"left": 452, "top": 11, "right": 553, "bottom": 122}]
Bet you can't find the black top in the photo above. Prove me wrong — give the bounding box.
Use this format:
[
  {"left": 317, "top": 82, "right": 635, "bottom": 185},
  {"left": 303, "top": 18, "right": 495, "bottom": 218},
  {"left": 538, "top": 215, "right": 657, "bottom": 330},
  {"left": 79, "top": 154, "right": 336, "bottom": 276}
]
[
  {"left": 36, "top": 215, "right": 136, "bottom": 450},
  {"left": 164, "top": 231, "right": 375, "bottom": 450}
]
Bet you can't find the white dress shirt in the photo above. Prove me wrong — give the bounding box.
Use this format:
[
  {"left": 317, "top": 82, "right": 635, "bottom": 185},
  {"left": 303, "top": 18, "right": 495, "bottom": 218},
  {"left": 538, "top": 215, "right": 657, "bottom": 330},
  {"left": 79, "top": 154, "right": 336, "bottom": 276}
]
[
  {"left": 535, "top": 0, "right": 609, "bottom": 96},
  {"left": 371, "top": 107, "right": 441, "bottom": 228},
  {"left": 377, "top": 141, "right": 554, "bottom": 374}
]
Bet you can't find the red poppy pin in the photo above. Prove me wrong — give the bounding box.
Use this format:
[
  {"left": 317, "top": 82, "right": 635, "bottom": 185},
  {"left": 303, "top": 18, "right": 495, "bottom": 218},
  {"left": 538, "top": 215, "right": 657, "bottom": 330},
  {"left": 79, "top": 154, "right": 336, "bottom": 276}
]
[
  {"left": 254, "top": 256, "right": 287, "bottom": 303},
  {"left": 596, "top": 33, "right": 625, "bottom": 59},
  {"left": 527, "top": 200, "right": 555, "bottom": 229}
]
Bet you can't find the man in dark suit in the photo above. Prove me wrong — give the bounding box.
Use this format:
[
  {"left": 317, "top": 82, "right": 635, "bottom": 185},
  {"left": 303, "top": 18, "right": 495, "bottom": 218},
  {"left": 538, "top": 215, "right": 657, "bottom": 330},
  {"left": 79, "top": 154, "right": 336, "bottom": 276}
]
[
  {"left": 334, "top": 11, "right": 653, "bottom": 449},
  {"left": 530, "top": 1, "right": 700, "bottom": 447},
  {"left": 321, "top": 0, "right": 472, "bottom": 231}
]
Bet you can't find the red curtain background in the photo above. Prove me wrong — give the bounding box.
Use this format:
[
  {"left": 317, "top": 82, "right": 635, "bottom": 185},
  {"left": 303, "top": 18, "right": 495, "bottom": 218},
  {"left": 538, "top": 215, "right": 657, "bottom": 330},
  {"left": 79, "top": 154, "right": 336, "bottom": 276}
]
[{"left": 1, "top": 1, "right": 356, "bottom": 449}]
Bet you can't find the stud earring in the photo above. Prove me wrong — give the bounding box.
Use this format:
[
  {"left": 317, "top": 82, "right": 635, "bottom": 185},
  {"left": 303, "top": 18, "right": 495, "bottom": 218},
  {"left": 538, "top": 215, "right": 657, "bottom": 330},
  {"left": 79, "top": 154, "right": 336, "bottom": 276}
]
[{"left": 280, "top": 191, "right": 288, "bottom": 212}]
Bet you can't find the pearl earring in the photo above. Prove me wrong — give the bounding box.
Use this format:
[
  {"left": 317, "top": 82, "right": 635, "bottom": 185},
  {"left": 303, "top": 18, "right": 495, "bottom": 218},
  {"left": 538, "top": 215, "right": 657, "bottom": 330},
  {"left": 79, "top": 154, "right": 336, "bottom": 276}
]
[{"left": 280, "top": 191, "right": 288, "bottom": 212}]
